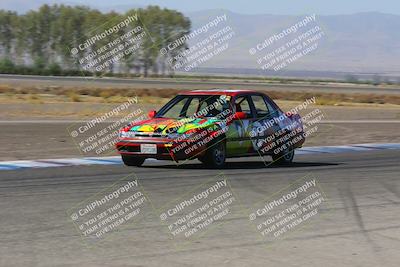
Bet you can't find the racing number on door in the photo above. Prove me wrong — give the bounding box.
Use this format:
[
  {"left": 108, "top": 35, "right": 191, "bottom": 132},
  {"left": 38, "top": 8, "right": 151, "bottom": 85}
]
[{"left": 226, "top": 95, "right": 254, "bottom": 155}]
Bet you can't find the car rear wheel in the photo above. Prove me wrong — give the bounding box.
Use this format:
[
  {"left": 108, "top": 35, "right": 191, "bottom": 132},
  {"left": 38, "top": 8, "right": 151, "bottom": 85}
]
[
  {"left": 272, "top": 145, "right": 295, "bottom": 165},
  {"left": 121, "top": 155, "right": 145, "bottom": 167},
  {"left": 199, "top": 141, "right": 226, "bottom": 168}
]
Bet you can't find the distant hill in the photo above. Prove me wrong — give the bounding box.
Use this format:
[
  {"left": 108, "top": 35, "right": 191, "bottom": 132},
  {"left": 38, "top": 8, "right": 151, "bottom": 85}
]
[{"left": 187, "top": 10, "right": 400, "bottom": 74}]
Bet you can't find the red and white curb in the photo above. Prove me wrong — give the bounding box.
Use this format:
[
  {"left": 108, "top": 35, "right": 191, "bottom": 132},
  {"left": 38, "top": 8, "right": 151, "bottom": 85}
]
[{"left": 0, "top": 143, "right": 399, "bottom": 171}]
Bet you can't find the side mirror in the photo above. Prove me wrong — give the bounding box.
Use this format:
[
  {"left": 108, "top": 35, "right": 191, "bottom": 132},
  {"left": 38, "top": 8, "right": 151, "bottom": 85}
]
[
  {"left": 148, "top": 110, "right": 157, "bottom": 118},
  {"left": 233, "top": 111, "right": 246, "bottom": 120}
]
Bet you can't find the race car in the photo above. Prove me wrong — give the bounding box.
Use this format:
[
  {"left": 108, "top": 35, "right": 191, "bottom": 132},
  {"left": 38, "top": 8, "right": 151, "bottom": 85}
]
[{"left": 116, "top": 89, "right": 305, "bottom": 168}]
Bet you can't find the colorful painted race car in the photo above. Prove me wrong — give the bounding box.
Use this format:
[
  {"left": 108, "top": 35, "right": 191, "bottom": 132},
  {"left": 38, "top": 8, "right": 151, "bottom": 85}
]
[{"left": 116, "top": 89, "right": 305, "bottom": 168}]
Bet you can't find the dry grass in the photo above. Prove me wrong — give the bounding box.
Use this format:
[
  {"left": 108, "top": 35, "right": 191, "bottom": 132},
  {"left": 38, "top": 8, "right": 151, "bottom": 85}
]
[
  {"left": 67, "top": 92, "right": 81, "bottom": 102},
  {"left": 264, "top": 91, "right": 400, "bottom": 105},
  {"left": 0, "top": 84, "right": 400, "bottom": 106}
]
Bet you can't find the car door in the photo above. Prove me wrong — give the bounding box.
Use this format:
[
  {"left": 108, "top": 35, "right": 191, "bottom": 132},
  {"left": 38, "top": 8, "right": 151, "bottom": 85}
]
[
  {"left": 225, "top": 94, "right": 256, "bottom": 156},
  {"left": 248, "top": 94, "right": 282, "bottom": 154}
]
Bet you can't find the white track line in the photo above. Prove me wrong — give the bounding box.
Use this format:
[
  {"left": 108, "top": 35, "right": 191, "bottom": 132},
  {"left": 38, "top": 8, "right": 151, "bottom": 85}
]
[
  {"left": 0, "top": 120, "right": 400, "bottom": 124},
  {"left": 1, "top": 143, "right": 399, "bottom": 171}
]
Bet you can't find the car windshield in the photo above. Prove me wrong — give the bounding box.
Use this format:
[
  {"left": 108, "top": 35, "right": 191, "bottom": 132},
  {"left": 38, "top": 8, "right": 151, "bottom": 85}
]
[{"left": 156, "top": 95, "right": 231, "bottom": 119}]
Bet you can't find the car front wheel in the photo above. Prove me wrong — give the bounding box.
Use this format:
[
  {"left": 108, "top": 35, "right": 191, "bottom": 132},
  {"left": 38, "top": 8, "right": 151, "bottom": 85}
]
[
  {"left": 121, "top": 155, "right": 145, "bottom": 167},
  {"left": 199, "top": 141, "right": 226, "bottom": 168}
]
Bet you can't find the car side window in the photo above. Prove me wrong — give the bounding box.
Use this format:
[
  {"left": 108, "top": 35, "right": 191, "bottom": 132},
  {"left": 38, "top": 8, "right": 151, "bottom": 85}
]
[
  {"left": 264, "top": 97, "right": 280, "bottom": 117},
  {"left": 251, "top": 95, "right": 270, "bottom": 118},
  {"left": 234, "top": 96, "right": 253, "bottom": 118}
]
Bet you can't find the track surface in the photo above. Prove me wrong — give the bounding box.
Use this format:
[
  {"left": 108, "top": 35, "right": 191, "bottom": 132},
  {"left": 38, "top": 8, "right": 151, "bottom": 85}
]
[
  {"left": 0, "top": 150, "right": 399, "bottom": 266},
  {"left": 1, "top": 121, "right": 400, "bottom": 161}
]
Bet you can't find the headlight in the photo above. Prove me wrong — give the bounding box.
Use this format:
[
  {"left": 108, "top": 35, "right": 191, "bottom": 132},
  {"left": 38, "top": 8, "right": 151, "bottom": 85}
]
[
  {"left": 167, "top": 133, "right": 181, "bottom": 139},
  {"left": 119, "top": 131, "right": 135, "bottom": 138}
]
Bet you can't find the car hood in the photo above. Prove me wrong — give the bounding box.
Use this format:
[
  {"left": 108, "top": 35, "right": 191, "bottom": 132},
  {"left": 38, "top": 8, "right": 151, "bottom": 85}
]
[{"left": 124, "top": 117, "right": 223, "bottom": 135}]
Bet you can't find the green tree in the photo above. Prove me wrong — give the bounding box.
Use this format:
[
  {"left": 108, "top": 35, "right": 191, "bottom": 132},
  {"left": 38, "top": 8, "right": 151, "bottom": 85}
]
[
  {"left": 0, "top": 11, "right": 17, "bottom": 58},
  {"left": 0, "top": 4, "right": 192, "bottom": 77}
]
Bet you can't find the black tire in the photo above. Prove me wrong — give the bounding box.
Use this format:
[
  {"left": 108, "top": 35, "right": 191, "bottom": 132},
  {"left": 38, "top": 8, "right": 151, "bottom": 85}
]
[
  {"left": 197, "top": 156, "right": 206, "bottom": 164},
  {"left": 272, "top": 145, "right": 295, "bottom": 165},
  {"left": 199, "top": 140, "right": 226, "bottom": 168},
  {"left": 121, "top": 155, "right": 145, "bottom": 167}
]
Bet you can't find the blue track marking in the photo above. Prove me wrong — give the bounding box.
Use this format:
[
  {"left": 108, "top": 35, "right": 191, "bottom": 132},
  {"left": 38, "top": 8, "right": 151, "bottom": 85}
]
[{"left": 0, "top": 143, "right": 399, "bottom": 171}]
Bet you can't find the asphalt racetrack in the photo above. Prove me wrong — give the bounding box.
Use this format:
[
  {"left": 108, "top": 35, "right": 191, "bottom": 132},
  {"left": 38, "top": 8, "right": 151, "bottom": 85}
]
[{"left": 1, "top": 149, "right": 399, "bottom": 266}]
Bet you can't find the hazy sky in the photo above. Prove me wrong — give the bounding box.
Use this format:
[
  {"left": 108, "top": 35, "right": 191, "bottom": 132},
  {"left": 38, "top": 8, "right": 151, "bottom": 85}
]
[{"left": 2, "top": 0, "right": 400, "bottom": 15}]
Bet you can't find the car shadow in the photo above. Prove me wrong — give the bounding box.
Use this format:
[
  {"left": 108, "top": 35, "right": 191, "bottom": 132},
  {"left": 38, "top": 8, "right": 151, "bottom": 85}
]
[{"left": 142, "top": 161, "right": 341, "bottom": 170}]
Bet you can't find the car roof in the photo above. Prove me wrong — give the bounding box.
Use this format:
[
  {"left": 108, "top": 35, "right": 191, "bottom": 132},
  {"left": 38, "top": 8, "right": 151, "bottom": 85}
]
[{"left": 179, "top": 89, "right": 259, "bottom": 96}]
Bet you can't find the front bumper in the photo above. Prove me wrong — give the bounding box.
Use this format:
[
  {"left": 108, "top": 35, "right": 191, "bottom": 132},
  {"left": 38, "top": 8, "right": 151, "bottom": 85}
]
[{"left": 115, "top": 137, "right": 207, "bottom": 161}]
